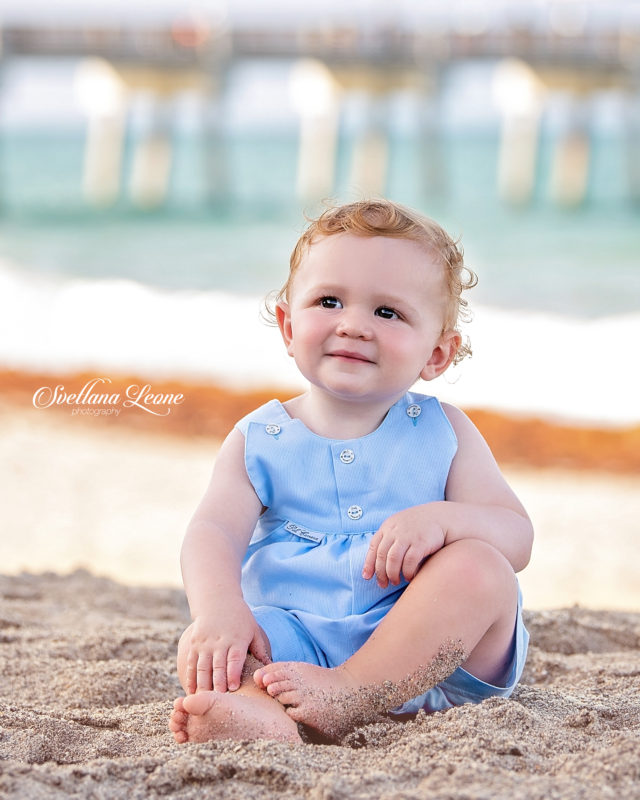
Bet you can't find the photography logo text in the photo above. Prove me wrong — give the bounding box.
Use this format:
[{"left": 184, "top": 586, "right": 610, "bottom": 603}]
[{"left": 32, "top": 377, "right": 184, "bottom": 418}]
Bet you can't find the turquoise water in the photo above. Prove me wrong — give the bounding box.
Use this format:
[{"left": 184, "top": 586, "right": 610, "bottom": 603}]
[{"left": 0, "top": 131, "right": 638, "bottom": 318}]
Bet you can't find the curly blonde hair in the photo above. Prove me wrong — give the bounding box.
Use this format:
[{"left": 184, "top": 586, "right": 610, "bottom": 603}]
[{"left": 266, "top": 199, "right": 477, "bottom": 364}]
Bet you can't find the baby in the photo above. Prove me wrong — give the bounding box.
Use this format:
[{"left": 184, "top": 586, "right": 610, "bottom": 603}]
[{"left": 169, "top": 199, "right": 533, "bottom": 744}]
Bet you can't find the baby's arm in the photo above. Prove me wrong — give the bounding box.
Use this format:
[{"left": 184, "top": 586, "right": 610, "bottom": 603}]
[
  {"left": 179, "top": 427, "right": 267, "bottom": 694},
  {"left": 363, "top": 404, "right": 533, "bottom": 587}
]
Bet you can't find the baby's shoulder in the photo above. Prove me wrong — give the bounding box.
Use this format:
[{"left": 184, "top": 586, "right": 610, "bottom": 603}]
[
  {"left": 437, "top": 402, "right": 473, "bottom": 431},
  {"left": 438, "top": 403, "right": 491, "bottom": 452},
  {"left": 438, "top": 401, "right": 465, "bottom": 422}
]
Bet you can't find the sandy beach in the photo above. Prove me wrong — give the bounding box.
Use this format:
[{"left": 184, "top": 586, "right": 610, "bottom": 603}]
[
  {"left": 1, "top": 570, "right": 639, "bottom": 799},
  {"left": 1, "top": 372, "right": 639, "bottom": 798}
]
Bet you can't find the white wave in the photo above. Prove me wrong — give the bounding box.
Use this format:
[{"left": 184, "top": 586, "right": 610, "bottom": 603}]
[
  {"left": 1, "top": 260, "right": 638, "bottom": 427},
  {"left": 428, "top": 305, "right": 640, "bottom": 427}
]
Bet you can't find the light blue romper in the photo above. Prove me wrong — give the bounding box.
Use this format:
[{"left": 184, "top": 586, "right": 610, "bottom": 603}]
[{"left": 235, "top": 391, "right": 529, "bottom": 714}]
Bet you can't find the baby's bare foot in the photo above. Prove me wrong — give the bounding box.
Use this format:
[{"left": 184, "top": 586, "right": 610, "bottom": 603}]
[
  {"left": 168, "top": 690, "right": 302, "bottom": 744},
  {"left": 254, "top": 641, "right": 467, "bottom": 741},
  {"left": 254, "top": 661, "right": 371, "bottom": 739}
]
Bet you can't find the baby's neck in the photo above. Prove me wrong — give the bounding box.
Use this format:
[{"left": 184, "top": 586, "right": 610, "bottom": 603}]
[{"left": 284, "top": 391, "right": 402, "bottom": 440}]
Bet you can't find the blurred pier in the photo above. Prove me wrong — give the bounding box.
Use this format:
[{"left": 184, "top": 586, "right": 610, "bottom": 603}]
[
  {"left": 1, "top": 3, "right": 640, "bottom": 210},
  {"left": 3, "top": 13, "right": 639, "bottom": 71}
]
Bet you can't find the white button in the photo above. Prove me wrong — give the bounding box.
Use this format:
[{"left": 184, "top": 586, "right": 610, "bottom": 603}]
[
  {"left": 339, "top": 449, "right": 355, "bottom": 464},
  {"left": 347, "top": 505, "right": 363, "bottom": 520},
  {"left": 265, "top": 424, "right": 281, "bottom": 435},
  {"left": 406, "top": 404, "right": 422, "bottom": 419}
]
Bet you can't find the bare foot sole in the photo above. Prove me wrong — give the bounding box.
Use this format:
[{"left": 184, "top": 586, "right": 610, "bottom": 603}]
[{"left": 169, "top": 691, "right": 302, "bottom": 744}]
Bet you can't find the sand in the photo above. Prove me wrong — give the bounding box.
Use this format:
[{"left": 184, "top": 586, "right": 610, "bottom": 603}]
[{"left": 0, "top": 569, "right": 639, "bottom": 799}]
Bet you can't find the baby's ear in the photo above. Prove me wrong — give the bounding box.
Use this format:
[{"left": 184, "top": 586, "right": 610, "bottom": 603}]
[
  {"left": 420, "top": 331, "right": 461, "bottom": 381},
  {"left": 276, "top": 302, "right": 294, "bottom": 357}
]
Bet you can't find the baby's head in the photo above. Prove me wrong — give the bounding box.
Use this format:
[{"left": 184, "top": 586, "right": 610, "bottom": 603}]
[{"left": 270, "top": 199, "right": 477, "bottom": 364}]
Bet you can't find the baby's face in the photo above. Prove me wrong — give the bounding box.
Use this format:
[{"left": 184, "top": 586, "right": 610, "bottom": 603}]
[{"left": 279, "top": 233, "right": 458, "bottom": 407}]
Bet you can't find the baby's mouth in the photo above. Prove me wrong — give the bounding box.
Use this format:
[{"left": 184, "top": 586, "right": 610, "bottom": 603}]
[{"left": 329, "top": 350, "right": 374, "bottom": 364}]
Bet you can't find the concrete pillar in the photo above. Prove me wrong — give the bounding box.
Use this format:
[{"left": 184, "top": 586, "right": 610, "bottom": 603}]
[
  {"left": 201, "top": 75, "right": 230, "bottom": 208},
  {"left": 548, "top": 95, "right": 591, "bottom": 208},
  {"left": 75, "top": 59, "right": 127, "bottom": 207},
  {"left": 417, "top": 72, "right": 446, "bottom": 199},
  {"left": 493, "top": 59, "right": 545, "bottom": 206},
  {"left": 348, "top": 92, "right": 389, "bottom": 198},
  {"left": 128, "top": 96, "right": 173, "bottom": 209},
  {"left": 497, "top": 113, "right": 541, "bottom": 205},
  {"left": 83, "top": 111, "right": 126, "bottom": 206},
  {"left": 290, "top": 59, "right": 340, "bottom": 204}
]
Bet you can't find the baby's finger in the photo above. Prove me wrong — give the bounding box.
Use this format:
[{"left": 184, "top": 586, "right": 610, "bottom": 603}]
[
  {"left": 185, "top": 656, "right": 198, "bottom": 694},
  {"left": 196, "top": 651, "right": 214, "bottom": 692},
  {"left": 226, "top": 645, "right": 247, "bottom": 692},
  {"left": 362, "top": 531, "right": 383, "bottom": 580},
  {"left": 250, "top": 627, "right": 271, "bottom": 667},
  {"left": 385, "top": 541, "right": 409, "bottom": 585},
  {"left": 212, "top": 651, "right": 228, "bottom": 693},
  {"left": 374, "top": 541, "right": 393, "bottom": 588}
]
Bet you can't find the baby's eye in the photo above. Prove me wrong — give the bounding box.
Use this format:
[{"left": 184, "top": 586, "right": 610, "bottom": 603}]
[
  {"left": 375, "top": 306, "right": 399, "bottom": 320},
  {"left": 319, "top": 296, "right": 342, "bottom": 309}
]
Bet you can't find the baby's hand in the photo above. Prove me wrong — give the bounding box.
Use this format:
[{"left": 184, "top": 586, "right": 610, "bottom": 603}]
[
  {"left": 181, "top": 602, "right": 270, "bottom": 694},
  {"left": 362, "top": 506, "right": 446, "bottom": 588}
]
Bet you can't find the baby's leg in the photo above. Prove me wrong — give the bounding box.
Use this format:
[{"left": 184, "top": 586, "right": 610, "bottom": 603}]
[
  {"left": 255, "top": 539, "right": 518, "bottom": 738},
  {"left": 169, "top": 654, "right": 302, "bottom": 744}
]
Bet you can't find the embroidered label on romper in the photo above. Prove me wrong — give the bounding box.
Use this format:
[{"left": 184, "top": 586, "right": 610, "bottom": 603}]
[{"left": 284, "top": 521, "right": 324, "bottom": 543}]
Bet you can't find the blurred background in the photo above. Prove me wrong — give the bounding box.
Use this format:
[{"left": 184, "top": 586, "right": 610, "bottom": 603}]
[{"left": 0, "top": 1, "right": 638, "bottom": 609}]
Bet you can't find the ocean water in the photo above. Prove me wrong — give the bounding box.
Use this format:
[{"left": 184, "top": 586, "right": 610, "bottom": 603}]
[{"left": 1, "top": 132, "right": 639, "bottom": 426}]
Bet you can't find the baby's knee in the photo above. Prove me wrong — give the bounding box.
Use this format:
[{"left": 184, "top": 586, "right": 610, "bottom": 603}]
[{"left": 437, "top": 539, "right": 516, "bottom": 601}]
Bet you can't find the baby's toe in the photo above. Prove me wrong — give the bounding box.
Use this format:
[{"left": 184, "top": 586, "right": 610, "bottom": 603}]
[
  {"left": 271, "top": 687, "right": 304, "bottom": 707},
  {"left": 265, "top": 679, "right": 297, "bottom": 697},
  {"left": 284, "top": 704, "right": 305, "bottom": 723},
  {"left": 169, "top": 710, "right": 187, "bottom": 730}
]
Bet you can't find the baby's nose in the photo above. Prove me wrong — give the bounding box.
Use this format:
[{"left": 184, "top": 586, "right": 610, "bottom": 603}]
[{"left": 336, "top": 308, "right": 372, "bottom": 338}]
